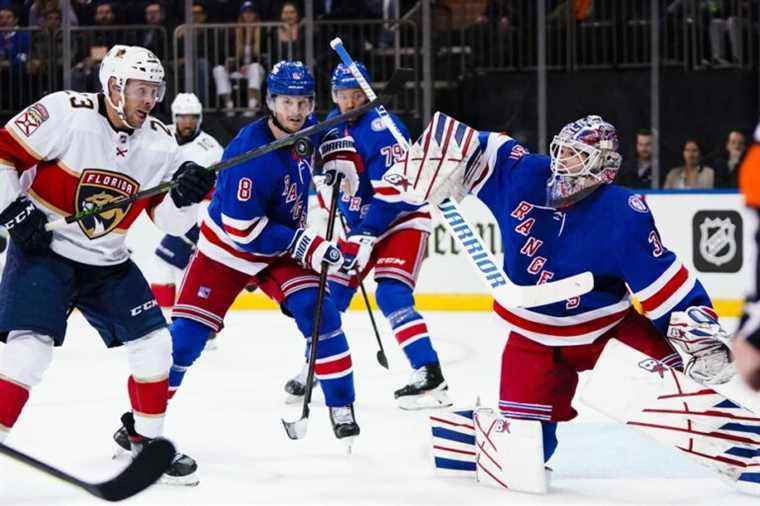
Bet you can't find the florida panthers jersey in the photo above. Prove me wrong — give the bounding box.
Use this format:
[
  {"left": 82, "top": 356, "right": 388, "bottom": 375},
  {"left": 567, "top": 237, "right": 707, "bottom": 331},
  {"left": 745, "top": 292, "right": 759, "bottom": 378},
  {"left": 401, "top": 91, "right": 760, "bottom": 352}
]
[
  {"left": 198, "top": 117, "right": 320, "bottom": 275},
  {"left": 325, "top": 108, "right": 431, "bottom": 239},
  {"left": 0, "top": 91, "right": 197, "bottom": 266},
  {"left": 169, "top": 126, "right": 224, "bottom": 168},
  {"left": 468, "top": 133, "right": 710, "bottom": 346}
]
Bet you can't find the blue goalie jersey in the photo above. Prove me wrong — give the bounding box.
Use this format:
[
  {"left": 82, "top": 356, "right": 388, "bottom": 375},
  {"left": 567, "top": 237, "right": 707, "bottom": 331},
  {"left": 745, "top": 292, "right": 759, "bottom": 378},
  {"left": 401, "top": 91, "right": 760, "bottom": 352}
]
[
  {"left": 198, "top": 117, "right": 320, "bottom": 275},
  {"left": 467, "top": 132, "right": 711, "bottom": 346}
]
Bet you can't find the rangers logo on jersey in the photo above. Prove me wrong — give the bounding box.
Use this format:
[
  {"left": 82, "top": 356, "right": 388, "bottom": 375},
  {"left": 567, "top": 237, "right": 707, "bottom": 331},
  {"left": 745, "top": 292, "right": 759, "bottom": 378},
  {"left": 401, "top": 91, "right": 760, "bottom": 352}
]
[{"left": 75, "top": 169, "right": 139, "bottom": 239}]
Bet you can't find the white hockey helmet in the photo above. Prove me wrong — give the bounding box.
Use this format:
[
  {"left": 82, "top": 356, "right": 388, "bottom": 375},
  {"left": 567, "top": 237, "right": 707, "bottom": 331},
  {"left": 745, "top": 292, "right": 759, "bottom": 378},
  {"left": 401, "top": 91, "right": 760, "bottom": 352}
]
[
  {"left": 171, "top": 93, "right": 203, "bottom": 133},
  {"left": 99, "top": 44, "right": 166, "bottom": 128}
]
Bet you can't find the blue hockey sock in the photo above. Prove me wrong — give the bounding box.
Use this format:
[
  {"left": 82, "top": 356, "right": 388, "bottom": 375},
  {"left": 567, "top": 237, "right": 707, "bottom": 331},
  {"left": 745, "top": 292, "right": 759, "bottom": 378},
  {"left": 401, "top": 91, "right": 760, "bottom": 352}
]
[
  {"left": 376, "top": 279, "right": 439, "bottom": 370},
  {"left": 285, "top": 289, "right": 355, "bottom": 406},
  {"left": 169, "top": 317, "right": 213, "bottom": 395}
]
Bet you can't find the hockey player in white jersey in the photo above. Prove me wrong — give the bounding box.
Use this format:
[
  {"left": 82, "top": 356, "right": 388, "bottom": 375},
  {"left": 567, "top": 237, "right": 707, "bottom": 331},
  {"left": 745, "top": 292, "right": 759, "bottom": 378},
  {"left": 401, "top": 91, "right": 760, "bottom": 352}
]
[
  {"left": 150, "top": 92, "right": 223, "bottom": 310},
  {"left": 0, "top": 45, "right": 215, "bottom": 485}
]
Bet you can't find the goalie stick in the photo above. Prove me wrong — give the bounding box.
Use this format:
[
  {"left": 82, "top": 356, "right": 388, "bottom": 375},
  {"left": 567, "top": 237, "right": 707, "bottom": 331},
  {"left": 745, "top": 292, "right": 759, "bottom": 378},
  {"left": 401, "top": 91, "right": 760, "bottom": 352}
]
[
  {"left": 329, "top": 38, "right": 593, "bottom": 309},
  {"left": 43, "top": 68, "right": 414, "bottom": 233},
  {"left": 0, "top": 438, "right": 175, "bottom": 502}
]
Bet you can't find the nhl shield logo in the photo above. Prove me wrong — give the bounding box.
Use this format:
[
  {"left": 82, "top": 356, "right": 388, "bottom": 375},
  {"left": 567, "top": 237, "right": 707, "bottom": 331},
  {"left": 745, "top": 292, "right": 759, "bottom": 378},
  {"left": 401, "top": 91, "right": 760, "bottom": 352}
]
[
  {"left": 699, "top": 218, "right": 736, "bottom": 266},
  {"left": 75, "top": 169, "right": 139, "bottom": 239},
  {"left": 692, "top": 210, "right": 743, "bottom": 273}
]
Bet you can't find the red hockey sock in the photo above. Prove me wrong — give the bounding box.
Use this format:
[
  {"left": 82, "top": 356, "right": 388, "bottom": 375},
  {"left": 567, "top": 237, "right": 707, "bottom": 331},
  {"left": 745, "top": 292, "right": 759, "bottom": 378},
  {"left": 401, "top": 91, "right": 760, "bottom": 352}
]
[
  {"left": 0, "top": 378, "right": 30, "bottom": 433},
  {"left": 127, "top": 375, "right": 168, "bottom": 438}
]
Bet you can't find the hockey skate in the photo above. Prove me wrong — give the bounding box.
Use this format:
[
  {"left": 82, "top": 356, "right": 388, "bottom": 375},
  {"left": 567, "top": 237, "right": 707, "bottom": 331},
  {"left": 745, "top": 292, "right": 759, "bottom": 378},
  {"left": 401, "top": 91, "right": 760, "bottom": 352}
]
[
  {"left": 203, "top": 332, "right": 219, "bottom": 351},
  {"left": 329, "top": 404, "right": 360, "bottom": 453},
  {"left": 284, "top": 362, "right": 318, "bottom": 404},
  {"left": 112, "top": 412, "right": 199, "bottom": 486},
  {"left": 394, "top": 363, "right": 453, "bottom": 410}
]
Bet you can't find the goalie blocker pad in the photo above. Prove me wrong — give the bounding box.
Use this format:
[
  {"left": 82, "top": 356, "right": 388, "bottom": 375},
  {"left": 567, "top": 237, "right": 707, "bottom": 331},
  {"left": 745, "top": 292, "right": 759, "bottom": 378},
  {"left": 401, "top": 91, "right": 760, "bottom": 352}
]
[
  {"left": 429, "top": 409, "right": 548, "bottom": 494},
  {"left": 581, "top": 339, "right": 760, "bottom": 495}
]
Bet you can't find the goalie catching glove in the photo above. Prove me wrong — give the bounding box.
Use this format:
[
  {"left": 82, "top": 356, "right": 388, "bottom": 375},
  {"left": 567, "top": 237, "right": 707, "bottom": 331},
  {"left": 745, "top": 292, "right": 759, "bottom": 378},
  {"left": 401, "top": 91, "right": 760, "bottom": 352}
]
[
  {"left": 666, "top": 306, "right": 735, "bottom": 385},
  {"left": 289, "top": 227, "right": 343, "bottom": 274}
]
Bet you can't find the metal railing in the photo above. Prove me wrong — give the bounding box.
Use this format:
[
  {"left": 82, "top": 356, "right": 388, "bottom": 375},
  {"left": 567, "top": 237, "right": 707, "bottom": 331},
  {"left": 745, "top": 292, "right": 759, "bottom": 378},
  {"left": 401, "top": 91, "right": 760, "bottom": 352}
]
[
  {"left": 171, "top": 19, "right": 420, "bottom": 117},
  {"left": 440, "top": 0, "right": 758, "bottom": 74},
  {"left": 0, "top": 27, "right": 55, "bottom": 114}
]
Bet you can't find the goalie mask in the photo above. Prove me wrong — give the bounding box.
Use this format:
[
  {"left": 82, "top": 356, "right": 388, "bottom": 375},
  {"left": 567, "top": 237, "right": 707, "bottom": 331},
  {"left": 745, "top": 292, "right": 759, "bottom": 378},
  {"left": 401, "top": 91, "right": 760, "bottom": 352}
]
[{"left": 547, "top": 115, "right": 621, "bottom": 208}]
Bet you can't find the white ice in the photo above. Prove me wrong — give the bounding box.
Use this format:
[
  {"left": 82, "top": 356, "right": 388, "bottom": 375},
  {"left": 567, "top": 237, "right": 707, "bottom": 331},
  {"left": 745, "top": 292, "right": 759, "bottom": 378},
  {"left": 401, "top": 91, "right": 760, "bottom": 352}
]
[{"left": 0, "top": 311, "right": 755, "bottom": 505}]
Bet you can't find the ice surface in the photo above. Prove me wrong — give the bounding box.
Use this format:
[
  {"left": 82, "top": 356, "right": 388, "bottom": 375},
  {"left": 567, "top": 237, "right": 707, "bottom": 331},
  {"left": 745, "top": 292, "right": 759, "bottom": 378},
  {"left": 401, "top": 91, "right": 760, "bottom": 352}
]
[{"left": 0, "top": 311, "right": 755, "bottom": 505}]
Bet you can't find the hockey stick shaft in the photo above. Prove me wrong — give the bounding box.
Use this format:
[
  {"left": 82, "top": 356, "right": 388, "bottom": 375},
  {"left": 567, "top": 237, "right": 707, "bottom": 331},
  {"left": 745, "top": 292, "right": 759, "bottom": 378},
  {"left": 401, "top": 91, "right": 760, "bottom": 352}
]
[
  {"left": 331, "top": 38, "right": 593, "bottom": 308},
  {"left": 44, "top": 80, "right": 406, "bottom": 233},
  {"left": 336, "top": 211, "right": 388, "bottom": 369},
  {"left": 282, "top": 175, "right": 343, "bottom": 439}
]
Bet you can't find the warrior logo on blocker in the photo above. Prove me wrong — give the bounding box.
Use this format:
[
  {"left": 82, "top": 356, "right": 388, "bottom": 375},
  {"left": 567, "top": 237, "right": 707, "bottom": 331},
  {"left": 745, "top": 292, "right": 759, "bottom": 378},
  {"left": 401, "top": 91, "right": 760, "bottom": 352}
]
[{"left": 75, "top": 169, "right": 139, "bottom": 239}]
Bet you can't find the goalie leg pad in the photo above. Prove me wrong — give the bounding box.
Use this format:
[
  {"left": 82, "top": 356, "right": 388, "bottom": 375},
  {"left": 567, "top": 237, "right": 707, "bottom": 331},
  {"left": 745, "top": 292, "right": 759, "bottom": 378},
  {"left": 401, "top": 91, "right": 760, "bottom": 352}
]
[
  {"left": 474, "top": 409, "right": 549, "bottom": 494},
  {"left": 430, "top": 410, "right": 477, "bottom": 476},
  {"left": 581, "top": 339, "right": 760, "bottom": 495}
]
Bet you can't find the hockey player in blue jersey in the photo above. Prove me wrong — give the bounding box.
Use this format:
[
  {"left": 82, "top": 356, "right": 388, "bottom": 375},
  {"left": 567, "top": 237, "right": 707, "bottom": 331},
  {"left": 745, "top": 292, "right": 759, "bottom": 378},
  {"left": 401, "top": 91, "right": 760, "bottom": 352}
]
[
  {"left": 284, "top": 62, "right": 452, "bottom": 410},
  {"left": 386, "top": 113, "right": 735, "bottom": 463},
  {"left": 113, "top": 61, "right": 363, "bottom": 446}
]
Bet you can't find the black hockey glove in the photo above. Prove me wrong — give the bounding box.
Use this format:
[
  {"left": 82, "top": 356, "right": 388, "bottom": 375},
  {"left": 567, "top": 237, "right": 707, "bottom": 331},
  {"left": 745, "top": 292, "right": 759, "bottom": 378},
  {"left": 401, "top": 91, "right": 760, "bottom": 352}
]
[
  {"left": 0, "top": 196, "right": 52, "bottom": 255},
  {"left": 170, "top": 161, "right": 216, "bottom": 208}
]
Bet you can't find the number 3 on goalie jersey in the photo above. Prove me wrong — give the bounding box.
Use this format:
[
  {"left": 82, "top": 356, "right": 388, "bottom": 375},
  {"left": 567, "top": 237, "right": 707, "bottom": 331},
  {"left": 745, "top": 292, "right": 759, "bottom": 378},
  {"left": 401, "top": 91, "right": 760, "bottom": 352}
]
[{"left": 648, "top": 230, "right": 664, "bottom": 257}]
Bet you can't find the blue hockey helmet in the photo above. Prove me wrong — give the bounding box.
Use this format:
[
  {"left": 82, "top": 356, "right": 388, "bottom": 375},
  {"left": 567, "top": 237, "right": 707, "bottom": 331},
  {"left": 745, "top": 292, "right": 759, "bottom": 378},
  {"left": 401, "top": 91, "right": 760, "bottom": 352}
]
[
  {"left": 331, "top": 62, "right": 371, "bottom": 92},
  {"left": 267, "top": 60, "right": 315, "bottom": 98}
]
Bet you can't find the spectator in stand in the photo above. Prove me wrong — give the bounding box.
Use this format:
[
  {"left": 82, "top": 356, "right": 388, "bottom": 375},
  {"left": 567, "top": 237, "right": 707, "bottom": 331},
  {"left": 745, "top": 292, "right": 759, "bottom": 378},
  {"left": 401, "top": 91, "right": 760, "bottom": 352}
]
[
  {"left": 272, "top": 1, "right": 303, "bottom": 61},
  {"left": 476, "top": 0, "right": 514, "bottom": 31},
  {"left": 28, "top": 0, "right": 78, "bottom": 27},
  {"left": 315, "top": 0, "right": 364, "bottom": 19},
  {"left": 176, "top": 0, "right": 214, "bottom": 104},
  {"left": 71, "top": 0, "right": 119, "bottom": 92},
  {"left": 664, "top": 139, "right": 715, "bottom": 189},
  {"left": 211, "top": 0, "right": 266, "bottom": 117},
  {"left": 140, "top": 1, "right": 168, "bottom": 60},
  {"left": 712, "top": 130, "right": 746, "bottom": 188},
  {"left": 615, "top": 128, "right": 655, "bottom": 189},
  {"left": 0, "top": 6, "right": 30, "bottom": 69}
]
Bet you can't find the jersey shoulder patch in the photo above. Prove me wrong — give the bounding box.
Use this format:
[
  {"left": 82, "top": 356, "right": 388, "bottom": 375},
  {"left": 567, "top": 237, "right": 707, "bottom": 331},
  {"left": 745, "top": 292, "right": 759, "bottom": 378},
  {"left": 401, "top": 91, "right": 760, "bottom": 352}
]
[{"left": 627, "top": 194, "right": 649, "bottom": 213}]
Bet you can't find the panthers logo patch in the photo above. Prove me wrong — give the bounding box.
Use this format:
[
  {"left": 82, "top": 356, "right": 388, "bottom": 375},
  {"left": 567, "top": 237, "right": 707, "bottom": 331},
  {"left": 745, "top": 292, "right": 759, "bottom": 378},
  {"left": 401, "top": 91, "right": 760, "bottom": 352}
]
[{"left": 75, "top": 169, "right": 139, "bottom": 239}]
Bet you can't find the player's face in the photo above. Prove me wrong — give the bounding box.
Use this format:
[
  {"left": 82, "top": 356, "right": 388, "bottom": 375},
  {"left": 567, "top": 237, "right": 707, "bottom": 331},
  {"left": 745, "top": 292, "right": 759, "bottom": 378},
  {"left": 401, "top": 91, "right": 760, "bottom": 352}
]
[
  {"left": 272, "top": 95, "right": 312, "bottom": 132},
  {"left": 120, "top": 79, "right": 163, "bottom": 128},
  {"left": 556, "top": 145, "right": 588, "bottom": 175},
  {"left": 175, "top": 114, "right": 200, "bottom": 140},
  {"left": 334, "top": 88, "right": 367, "bottom": 115}
]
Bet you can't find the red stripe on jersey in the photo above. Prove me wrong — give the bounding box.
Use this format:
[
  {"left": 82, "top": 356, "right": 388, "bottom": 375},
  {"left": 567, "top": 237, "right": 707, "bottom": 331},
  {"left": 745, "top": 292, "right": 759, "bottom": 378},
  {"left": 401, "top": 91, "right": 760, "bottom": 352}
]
[
  {"left": 396, "top": 322, "right": 428, "bottom": 345},
  {"left": 29, "top": 161, "right": 79, "bottom": 214},
  {"left": 493, "top": 302, "right": 629, "bottom": 337},
  {"left": 640, "top": 266, "right": 689, "bottom": 313},
  {"left": 223, "top": 218, "right": 261, "bottom": 238},
  {"left": 200, "top": 222, "right": 273, "bottom": 263},
  {"left": 375, "top": 186, "right": 401, "bottom": 196},
  {"left": 0, "top": 128, "right": 39, "bottom": 171},
  {"left": 315, "top": 354, "right": 353, "bottom": 376}
]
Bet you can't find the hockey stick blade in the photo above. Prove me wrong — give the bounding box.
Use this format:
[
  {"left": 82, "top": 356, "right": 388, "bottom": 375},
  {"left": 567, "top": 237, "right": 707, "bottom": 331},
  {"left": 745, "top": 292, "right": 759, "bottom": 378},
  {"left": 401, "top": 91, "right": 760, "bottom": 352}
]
[
  {"left": 494, "top": 271, "right": 594, "bottom": 309},
  {"left": 282, "top": 414, "right": 309, "bottom": 440},
  {"left": 44, "top": 69, "right": 413, "bottom": 233},
  {"left": 376, "top": 350, "right": 389, "bottom": 369},
  {"left": 0, "top": 437, "right": 175, "bottom": 502}
]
